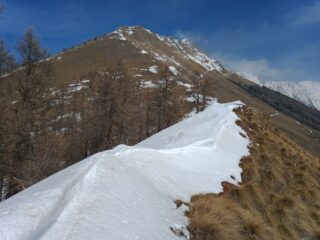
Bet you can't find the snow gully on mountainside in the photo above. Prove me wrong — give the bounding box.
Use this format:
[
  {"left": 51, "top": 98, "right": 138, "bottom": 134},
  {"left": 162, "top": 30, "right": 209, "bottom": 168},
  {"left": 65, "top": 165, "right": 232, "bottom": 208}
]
[{"left": 0, "top": 101, "right": 249, "bottom": 240}]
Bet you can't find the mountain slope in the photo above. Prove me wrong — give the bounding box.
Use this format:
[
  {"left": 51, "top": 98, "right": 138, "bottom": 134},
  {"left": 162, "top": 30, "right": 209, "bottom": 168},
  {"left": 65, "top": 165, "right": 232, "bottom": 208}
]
[
  {"left": 49, "top": 26, "right": 224, "bottom": 85},
  {"left": 239, "top": 72, "right": 320, "bottom": 111},
  {"left": 262, "top": 80, "right": 320, "bottom": 111},
  {"left": 0, "top": 102, "right": 249, "bottom": 240},
  {"left": 263, "top": 81, "right": 313, "bottom": 107}
]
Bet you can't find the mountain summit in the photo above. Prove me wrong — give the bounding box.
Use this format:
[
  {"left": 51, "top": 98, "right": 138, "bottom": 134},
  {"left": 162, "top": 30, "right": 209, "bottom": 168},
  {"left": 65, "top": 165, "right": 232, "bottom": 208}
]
[{"left": 49, "top": 25, "right": 226, "bottom": 85}]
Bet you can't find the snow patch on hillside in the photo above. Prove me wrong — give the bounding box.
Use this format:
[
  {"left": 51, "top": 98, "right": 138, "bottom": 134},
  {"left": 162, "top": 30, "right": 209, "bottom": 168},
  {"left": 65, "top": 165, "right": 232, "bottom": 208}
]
[
  {"left": 187, "top": 52, "right": 222, "bottom": 72},
  {"left": 141, "top": 80, "right": 156, "bottom": 88},
  {"left": 177, "top": 81, "right": 193, "bottom": 91},
  {"left": 127, "top": 26, "right": 134, "bottom": 35},
  {"left": 110, "top": 29, "right": 127, "bottom": 41},
  {"left": 169, "top": 66, "right": 178, "bottom": 75},
  {"left": 140, "top": 50, "right": 148, "bottom": 54},
  {"left": 0, "top": 101, "right": 249, "bottom": 240},
  {"left": 148, "top": 65, "right": 158, "bottom": 74}
]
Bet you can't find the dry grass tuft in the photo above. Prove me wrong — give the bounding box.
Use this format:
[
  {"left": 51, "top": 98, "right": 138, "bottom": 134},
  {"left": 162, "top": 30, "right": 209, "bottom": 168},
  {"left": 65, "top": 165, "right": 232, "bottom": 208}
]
[{"left": 187, "top": 106, "right": 320, "bottom": 240}]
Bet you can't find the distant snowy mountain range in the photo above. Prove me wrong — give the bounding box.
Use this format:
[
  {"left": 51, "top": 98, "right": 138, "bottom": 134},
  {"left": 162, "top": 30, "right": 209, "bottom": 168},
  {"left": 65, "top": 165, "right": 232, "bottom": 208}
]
[{"left": 238, "top": 72, "right": 320, "bottom": 111}]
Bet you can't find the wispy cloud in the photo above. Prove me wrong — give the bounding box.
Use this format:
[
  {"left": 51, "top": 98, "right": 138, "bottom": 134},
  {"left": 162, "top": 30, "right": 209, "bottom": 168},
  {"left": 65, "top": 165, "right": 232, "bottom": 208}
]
[
  {"left": 211, "top": 54, "right": 282, "bottom": 81},
  {"left": 175, "top": 30, "right": 206, "bottom": 43},
  {"left": 227, "top": 58, "right": 280, "bottom": 80},
  {"left": 288, "top": 1, "right": 320, "bottom": 25},
  {"left": 212, "top": 52, "right": 320, "bottom": 82}
]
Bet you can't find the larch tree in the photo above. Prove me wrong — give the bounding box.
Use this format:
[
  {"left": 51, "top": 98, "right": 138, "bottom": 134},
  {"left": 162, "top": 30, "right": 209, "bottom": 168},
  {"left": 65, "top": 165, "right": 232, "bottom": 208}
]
[
  {"left": 0, "top": 39, "right": 14, "bottom": 75},
  {"left": 9, "top": 27, "right": 52, "bottom": 196},
  {"left": 190, "top": 71, "right": 213, "bottom": 112},
  {"left": 0, "top": 39, "right": 15, "bottom": 201}
]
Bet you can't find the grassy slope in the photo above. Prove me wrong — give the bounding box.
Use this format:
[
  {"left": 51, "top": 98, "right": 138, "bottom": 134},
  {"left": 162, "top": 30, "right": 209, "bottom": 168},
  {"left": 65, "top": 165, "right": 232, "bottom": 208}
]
[{"left": 187, "top": 106, "right": 320, "bottom": 240}]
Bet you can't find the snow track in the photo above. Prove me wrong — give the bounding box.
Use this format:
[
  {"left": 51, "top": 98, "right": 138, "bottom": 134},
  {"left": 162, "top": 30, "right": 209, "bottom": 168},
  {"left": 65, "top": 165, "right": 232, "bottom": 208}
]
[{"left": 0, "top": 101, "right": 249, "bottom": 240}]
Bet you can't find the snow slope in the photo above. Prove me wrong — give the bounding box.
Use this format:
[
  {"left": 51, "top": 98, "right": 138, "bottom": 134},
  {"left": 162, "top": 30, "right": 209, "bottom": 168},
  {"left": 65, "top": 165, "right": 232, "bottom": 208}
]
[
  {"left": 261, "top": 80, "right": 320, "bottom": 111},
  {"left": 299, "top": 81, "right": 320, "bottom": 111},
  {"left": 238, "top": 72, "right": 320, "bottom": 111},
  {"left": 0, "top": 102, "right": 249, "bottom": 240},
  {"left": 262, "top": 81, "right": 315, "bottom": 108}
]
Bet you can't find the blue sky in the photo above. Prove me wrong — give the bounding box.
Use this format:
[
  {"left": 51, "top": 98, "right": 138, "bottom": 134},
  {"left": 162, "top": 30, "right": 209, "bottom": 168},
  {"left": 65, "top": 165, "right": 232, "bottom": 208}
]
[{"left": 1, "top": 0, "right": 320, "bottom": 82}]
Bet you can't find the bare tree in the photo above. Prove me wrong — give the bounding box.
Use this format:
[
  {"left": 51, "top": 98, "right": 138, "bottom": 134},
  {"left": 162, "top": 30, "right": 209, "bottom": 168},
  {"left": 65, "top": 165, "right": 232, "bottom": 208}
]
[
  {"left": 17, "top": 28, "right": 48, "bottom": 73},
  {"left": 0, "top": 77, "right": 13, "bottom": 201},
  {"left": 8, "top": 27, "right": 52, "bottom": 196},
  {"left": 151, "top": 65, "right": 187, "bottom": 131},
  {"left": 0, "top": 38, "right": 14, "bottom": 201},
  {"left": 190, "top": 71, "right": 213, "bottom": 112},
  {"left": 0, "top": 39, "right": 14, "bottom": 76}
]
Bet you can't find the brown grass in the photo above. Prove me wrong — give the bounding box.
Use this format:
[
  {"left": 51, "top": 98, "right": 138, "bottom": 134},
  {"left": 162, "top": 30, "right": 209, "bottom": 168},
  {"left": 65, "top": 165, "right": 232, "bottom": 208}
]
[{"left": 187, "top": 106, "right": 320, "bottom": 240}]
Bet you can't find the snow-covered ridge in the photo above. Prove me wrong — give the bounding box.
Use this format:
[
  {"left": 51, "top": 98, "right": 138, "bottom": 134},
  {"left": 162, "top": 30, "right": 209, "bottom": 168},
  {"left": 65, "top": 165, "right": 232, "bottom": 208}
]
[{"left": 0, "top": 101, "right": 249, "bottom": 240}]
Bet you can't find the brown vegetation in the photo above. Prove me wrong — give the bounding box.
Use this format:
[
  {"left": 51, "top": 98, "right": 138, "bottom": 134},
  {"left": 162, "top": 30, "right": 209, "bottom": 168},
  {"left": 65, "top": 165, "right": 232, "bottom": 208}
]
[{"left": 187, "top": 106, "right": 320, "bottom": 240}]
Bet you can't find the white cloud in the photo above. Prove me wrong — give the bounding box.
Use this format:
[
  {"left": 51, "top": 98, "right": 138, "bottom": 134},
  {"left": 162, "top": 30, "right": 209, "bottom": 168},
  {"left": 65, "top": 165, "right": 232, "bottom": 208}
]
[
  {"left": 289, "top": 1, "right": 320, "bottom": 25},
  {"left": 212, "top": 53, "right": 320, "bottom": 82},
  {"left": 230, "top": 59, "right": 280, "bottom": 79},
  {"left": 213, "top": 55, "right": 281, "bottom": 81},
  {"left": 175, "top": 30, "right": 205, "bottom": 44}
]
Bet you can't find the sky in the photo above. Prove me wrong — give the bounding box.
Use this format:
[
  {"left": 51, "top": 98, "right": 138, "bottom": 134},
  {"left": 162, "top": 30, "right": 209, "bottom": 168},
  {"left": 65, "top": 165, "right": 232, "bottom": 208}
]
[{"left": 1, "top": 0, "right": 320, "bottom": 82}]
